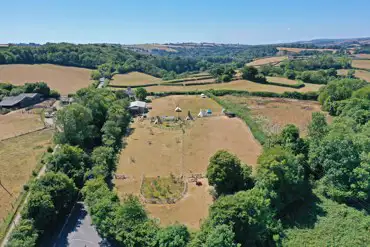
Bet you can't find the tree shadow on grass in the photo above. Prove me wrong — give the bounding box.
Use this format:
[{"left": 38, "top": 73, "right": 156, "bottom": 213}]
[{"left": 279, "top": 193, "right": 327, "bottom": 229}]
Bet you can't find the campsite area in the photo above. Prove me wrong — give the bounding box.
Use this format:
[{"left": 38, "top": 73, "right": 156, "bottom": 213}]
[{"left": 115, "top": 95, "right": 261, "bottom": 228}]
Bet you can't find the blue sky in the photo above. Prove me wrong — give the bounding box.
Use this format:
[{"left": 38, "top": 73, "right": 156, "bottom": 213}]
[{"left": 1, "top": 0, "right": 370, "bottom": 45}]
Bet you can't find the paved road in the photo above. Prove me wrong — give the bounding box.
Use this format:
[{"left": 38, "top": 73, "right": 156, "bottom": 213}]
[{"left": 52, "top": 202, "right": 113, "bottom": 247}]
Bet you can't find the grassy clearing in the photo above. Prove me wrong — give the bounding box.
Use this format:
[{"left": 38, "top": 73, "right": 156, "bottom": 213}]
[
  {"left": 110, "top": 72, "right": 162, "bottom": 86},
  {"left": 352, "top": 59, "right": 370, "bottom": 70},
  {"left": 247, "top": 56, "right": 288, "bottom": 66},
  {"left": 141, "top": 175, "right": 185, "bottom": 203},
  {"left": 277, "top": 47, "right": 336, "bottom": 53},
  {"left": 282, "top": 192, "right": 370, "bottom": 247},
  {"left": 0, "top": 64, "right": 93, "bottom": 95}
]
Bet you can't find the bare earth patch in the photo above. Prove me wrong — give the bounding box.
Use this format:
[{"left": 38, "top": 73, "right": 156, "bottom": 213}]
[
  {"left": 352, "top": 60, "right": 370, "bottom": 70},
  {"left": 115, "top": 96, "right": 261, "bottom": 228},
  {"left": 0, "top": 64, "right": 93, "bottom": 95},
  {"left": 221, "top": 96, "right": 331, "bottom": 136},
  {"left": 145, "top": 80, "right": 322, "bottom": 93},
  {"left": 247, "top": 56, "right": 287, "bottom": 66},
  {"left": 0, "top": 129, "right": 53, "bottom": 220},
  {"left": 110, "top": 72, "right": 161, "bottom": 86},
  {"left": 0, "top": 111, "right": 44, "bottom": 140}
]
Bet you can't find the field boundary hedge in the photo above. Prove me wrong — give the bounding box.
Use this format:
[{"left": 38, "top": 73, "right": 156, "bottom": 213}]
[{"left": 149, "top": 89, "right": 319, "bottom": 101}]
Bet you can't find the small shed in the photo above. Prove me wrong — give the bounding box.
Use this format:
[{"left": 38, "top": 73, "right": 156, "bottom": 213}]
[{"left": 128, "top": 101, "right": 147, "bottom": 114}]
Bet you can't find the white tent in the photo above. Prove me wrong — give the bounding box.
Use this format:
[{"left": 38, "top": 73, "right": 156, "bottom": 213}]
[
  {"left": 175, "top": 106, "right": 182, "bottom": 112},
  {"left": 198, "top": 109, "right": 207, "bottom": 117}
]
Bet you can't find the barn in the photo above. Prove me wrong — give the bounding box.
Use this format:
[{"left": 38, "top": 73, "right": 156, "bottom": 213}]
[{"left": 0, "top": 93, "right": 42, "bottom": 109}]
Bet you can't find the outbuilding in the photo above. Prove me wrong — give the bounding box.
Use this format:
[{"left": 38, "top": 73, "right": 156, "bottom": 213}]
[
  {"left": 0, "top": 93, "right": 42, "bottom": 109},
  {"left": 128, "top": 101, "right": 147, "bottom": 114}
]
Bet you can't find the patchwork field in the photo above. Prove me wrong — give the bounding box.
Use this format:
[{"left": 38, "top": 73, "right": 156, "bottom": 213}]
[
  {"left": 352, "top": 59, "right": 370, "bottom": 70},
  {"left": 266, "top": 76, "right": 302, "bottom": 85},
  {"left": 145, "top": 80, "right": 323, "bottom": 93},
  {"left": 115, "top": 95, "right": 261, "bottom": 228},
  {"left": 220, "top": 96, "right": 331, "bottom": 136},
  {"left": 247, "top": 56, "right": 287, "bottom": 66},
  {"left": 110, "top": 72, "right": 162, "bottom": 86},
  {"left": 337, "top": 69, "right": 370, "bottom": 82},
  {"left": 0, "top": 64, "right": 93, "bottom": 95},
  {"left": 277, "top": 47, "right": 336, "bottom": 53},
  {"left": 0, "top": 110, "right": 44, "bottom": 140},
  {"left": 0, "top": 129, "right": 53, "bottom": 221}
]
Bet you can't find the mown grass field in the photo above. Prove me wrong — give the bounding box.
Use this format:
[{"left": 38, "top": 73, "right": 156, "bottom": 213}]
[
  {"left": 0, "top": 64, "right": 93, "bottom": 95},
  {"left": 145, "top": 80, "right": 323, "bottom": 93},
  {"left": 247, "top": 56, "right": 287, "bottom": 66},
  {"left": 0, "top": 129, "right": 53, "bottom": 221},
  {"left": 352, "top": 59, "right": 370, "bottom": 70},
  {"left": 110, "top": 72, "right": 162, "bottom": 86},
  {"left": 337, "top": 69, "right": 370, "bottom": 82}
]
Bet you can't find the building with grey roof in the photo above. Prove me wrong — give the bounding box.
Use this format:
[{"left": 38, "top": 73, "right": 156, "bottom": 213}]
[{"left": 0, "top": 93, "right": 42, "bottom": 109}]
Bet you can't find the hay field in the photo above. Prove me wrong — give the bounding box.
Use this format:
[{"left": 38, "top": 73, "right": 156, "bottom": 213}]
[
  {"left": 0, "top": 64, "right": 93, "bottom": 95},
  {"left": 0, "top": 129, "right": 53, "bottom": 220},
  {"left": 146, "top": 80, "right": 323, "bottom": 93},
  {"left": 266, "top": 76, "right": 302, "bottom": 85},
  {"left": 221, "top": 96, "right": 331, "bottom": 136},
  {"left": 247, "top": 56, "right": 287, "bottom": 66},
  {"left": 337, "top": 69, "right": 370, "bottom": 82},
  {"left": 115, "top": 96, "right": 261, "bottom": 228},
  {"left": 277, "top": 47, "right": 336, "bottom": 53},
  {"left": 0, "top": 111, "right": 44, "bottom": 140},
  {"left": 352, "top": 60, "right": 370, "bottom": 70},
  {"left": 110, "top": 72, "right": 162, "bottom": 86}
]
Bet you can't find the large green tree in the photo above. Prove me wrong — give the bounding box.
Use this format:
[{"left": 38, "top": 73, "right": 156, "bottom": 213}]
[
  {"left": 155, "top": 224, "right": 190, "bottom": 247},
  {"left": 206, "top": 150, "right": 253, "bottom": 196}
]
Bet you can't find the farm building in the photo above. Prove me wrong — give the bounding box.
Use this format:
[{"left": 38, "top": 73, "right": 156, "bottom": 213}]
[
  {"left": 128, "top": 101, "right": 147, "bottom": 114},
  {"left": 0, "top": 93, "right": 42, "bottom": 109}
]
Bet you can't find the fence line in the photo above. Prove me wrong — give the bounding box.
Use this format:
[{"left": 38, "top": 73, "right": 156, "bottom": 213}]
[{"left": 0, "top": 126, "right": 51, "bottom": 142}]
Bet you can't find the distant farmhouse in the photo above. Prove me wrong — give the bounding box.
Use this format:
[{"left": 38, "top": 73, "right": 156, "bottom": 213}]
[
  {"left": 128, "top": 101, "right": 147, "bottom": 114},
  {"left": 0, "top": 93, "right": 42, "bottom": 109}
]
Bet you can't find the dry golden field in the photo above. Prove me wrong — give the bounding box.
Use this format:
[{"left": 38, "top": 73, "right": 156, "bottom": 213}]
[
  {"left": 0, "top": 111, "right": 44, "bottom": 140},
  {"left": 266, "top": 76, "right": 302, "bottom": 85},
  {"left": 337, "top": 69, "right": 370, "bottom": 82},
  {"left": 247, "top": 56, "right": 287, "bottom": 66},
  {"left": 110, "top": 72, "right": 162, "bottom": 86},
  {"left": 145, "top": 80, "right": 323, "bottom": 93},
  {"left": 115, "top": 96, "right": 261, "bottom": 228},
  {"left": 0, "top": 64, "right": 93, "bottom": 95},
  {"left": 221, "top": 96, "right": 331, "bottom": 136},
  {"left": 277, "top": 47, "right": 336, "bottom": 53},
  {"left": 352, "top": 60, "right": 370, "bottom": 70},
  {"left": 0, "top": 129, "right": 53, "bottom": 220}
]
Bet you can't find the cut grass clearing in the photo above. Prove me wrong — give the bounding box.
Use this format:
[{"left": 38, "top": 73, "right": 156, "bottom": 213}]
[
  {"left": 266, "top": 76, "right": 302, "bottom": 85},
  {"left": 110, "top": 72, "right": 162, "bottom": 86},
  {"left": 277, "top": 47, "right": 336, "bottom": 53},
  {"left": 247, "top": 56, "right": 288, "bottom": 66},
  {"left": 141, "top": 175, "right": 185, "bottom": 203},
  {"left": 352, "top": 59, "right": 370, "bottom": 70},
  {"left": 0, "top": 64, "right": 93, "bottom": 95},
  {"left": 0, "top": 129, "right": 53, "bottom": 222}
]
